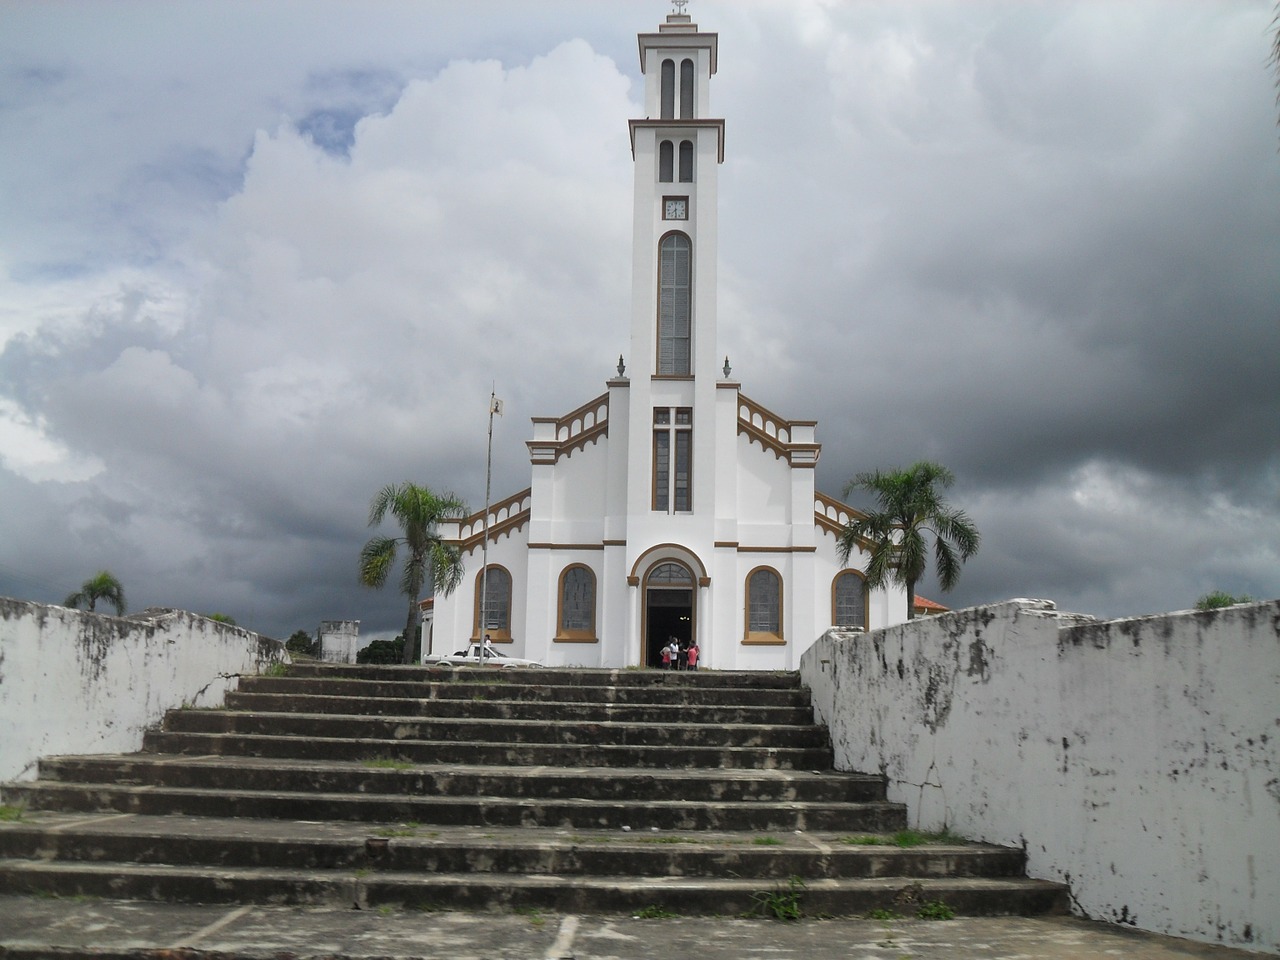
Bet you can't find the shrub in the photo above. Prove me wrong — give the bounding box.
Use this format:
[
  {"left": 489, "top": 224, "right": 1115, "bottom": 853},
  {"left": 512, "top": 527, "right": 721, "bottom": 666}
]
[
  {"left": 357, "top": 638, "right": 403, "bottom": 664},
  {"left": 1195, "top": 591, "right": 1254, "bottom": 611}
]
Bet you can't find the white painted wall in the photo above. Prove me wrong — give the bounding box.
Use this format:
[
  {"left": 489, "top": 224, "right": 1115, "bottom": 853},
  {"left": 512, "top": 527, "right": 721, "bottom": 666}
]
[
  {"left": 800, "top": 598, "right": 1279, "bottom": 954},
  {"left": 0, "top": 598, "right": 287, "bottom": 783},
  {"left": 317, "top": 619, "right": 361, "bottom": 663}
]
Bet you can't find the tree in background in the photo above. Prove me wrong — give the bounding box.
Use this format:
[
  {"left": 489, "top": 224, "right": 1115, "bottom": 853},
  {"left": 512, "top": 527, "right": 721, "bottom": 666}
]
[
  {"left": 1195, "top": 591, "right": 1255, "bottom": 611},
  {"left": 358, "top": 482, "right": 467, "bottom": 664},
  {"left": 64, "top": 570, "right": 127, "bottom": 616},
  {"left": 838, "top": 461, "right": 980, "bottom": 619},
  {"left": 286, "top": 630, "right": 318, "bottom": 658},
  {"left": 205, "top": 613, "right": 237, "bottom": 626}
]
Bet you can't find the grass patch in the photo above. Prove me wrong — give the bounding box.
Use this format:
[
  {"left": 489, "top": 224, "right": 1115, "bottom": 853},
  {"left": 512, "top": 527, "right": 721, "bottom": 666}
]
[
  {"left": 515, "top": 906, "right": 547, "bottom": 928},
  {"left": 263, "top": 662, "right": 289, "bottom": 677},
  {"left": 362, "top": 758, "right": 414, "bottom": 770},
  {"left": 890, "top": 830, "right": 930, "bottom": 847},
  {"left": 0, "top": 805, "right": 25, "bottom": 822},
  {"left": 753, "top": 836, "right": 782, "bottom": 846},
  {"left": 633, "top": 904, "right": 678, "bottom": 919},
  {"left": 916, "top": 900, "right": 956, "bottom": 921},
  {"left": 839, "top": 835, "right": 881, "bottom": 846},
  {"left": 373, "top": 823, "right": 435, "bottom": 838},
  {"left": 637, "top": 835, "right": 698, "bottom": 845},
  {"left": 746, "top": 876, "right": 806, "bottom": 921}
]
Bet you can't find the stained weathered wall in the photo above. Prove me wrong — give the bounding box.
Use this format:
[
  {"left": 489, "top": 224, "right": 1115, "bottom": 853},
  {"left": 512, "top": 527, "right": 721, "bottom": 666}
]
[
  {"left": 318, "top": 619, "right": 362, "bottom": 663},
  {"left": 800, "top": 598, "right": 1279, "bottom": 955},
  {"left": 0, "top": 598, "right": 287, "bottom": 782}
]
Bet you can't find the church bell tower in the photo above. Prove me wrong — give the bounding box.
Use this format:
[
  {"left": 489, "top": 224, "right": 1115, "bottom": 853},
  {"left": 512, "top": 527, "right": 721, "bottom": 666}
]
[{"left": 624, "top": 7, "right": 724, "bottom": 529}]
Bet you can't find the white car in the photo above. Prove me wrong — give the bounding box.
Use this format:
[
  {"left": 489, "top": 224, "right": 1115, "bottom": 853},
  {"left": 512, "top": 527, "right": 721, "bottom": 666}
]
[{"left": 423, "top": 642, "right": 542, "bottom": 668}]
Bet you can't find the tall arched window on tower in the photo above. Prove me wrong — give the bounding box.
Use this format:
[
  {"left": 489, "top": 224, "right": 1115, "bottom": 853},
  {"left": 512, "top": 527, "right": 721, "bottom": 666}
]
[
  {"left": 658, "top": 141, "right": 674, "bottom": 183},
  {"left": 657, "top": 233, "right": 691, "bottom": 375},
  {"left": 680, "top": 59, "right": 695, "bottom": 118},
  {"left": 556, "top": 564, "right": 597, "bottom": 641},
  {"left": 660, "top": 59, "right": 675, "bottom": 120},
  {"left": 833, "top": 571, "right": 868, "bottom": 631},
  {"left": 745, "top": 567, "right": 783, "bottom": 643},
  {"left": 678, "top": 140, "right": 694, "bottom": 182},
  {"left": 473, "top": 565, "right": 512, "bottom": 641}
]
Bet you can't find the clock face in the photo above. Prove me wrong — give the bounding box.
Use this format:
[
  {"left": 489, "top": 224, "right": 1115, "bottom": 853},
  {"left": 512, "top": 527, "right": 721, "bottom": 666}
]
[{"left": 664, "top": 198, "right": 688, "bottom": 220}]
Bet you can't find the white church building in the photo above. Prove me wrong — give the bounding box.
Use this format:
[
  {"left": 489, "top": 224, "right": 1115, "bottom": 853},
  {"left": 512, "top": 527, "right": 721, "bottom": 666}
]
[{"left": 431, "top": 10, "right": 909, "bottom": 670}]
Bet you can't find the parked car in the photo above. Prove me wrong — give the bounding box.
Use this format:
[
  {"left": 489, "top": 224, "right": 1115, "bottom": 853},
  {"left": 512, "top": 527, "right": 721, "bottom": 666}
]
[{"left": 423, "top": 642, "right": 542, "bottom": 668}]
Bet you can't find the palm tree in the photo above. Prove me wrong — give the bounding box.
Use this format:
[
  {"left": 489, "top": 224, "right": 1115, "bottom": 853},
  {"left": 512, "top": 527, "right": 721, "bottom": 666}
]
[
  {"left": 64, "top": 570, "right": 127, "bottom": 616},
  {"left": 837, "top": 461, "right": 980, "bottom": 619},
  {"left": 359, "top": 482, "right": 468, "bottom": 663}
]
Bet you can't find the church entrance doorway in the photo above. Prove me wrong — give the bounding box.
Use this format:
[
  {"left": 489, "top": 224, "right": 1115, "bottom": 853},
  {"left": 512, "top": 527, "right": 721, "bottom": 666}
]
[{"left": 643, "top": 561, "right": 695, "bottom": 668}]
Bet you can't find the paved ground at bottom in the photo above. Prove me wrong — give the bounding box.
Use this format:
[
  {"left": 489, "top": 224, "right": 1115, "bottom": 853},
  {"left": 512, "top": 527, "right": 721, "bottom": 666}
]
[{"left": 0, "top": 898, "right": 1268, "bottom": 960}]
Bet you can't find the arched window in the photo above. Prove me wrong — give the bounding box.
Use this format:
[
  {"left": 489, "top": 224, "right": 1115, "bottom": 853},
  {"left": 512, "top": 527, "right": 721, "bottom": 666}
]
[
  {"left": 660, "top": 59, "right": 675, "bottom": 119},
  {"left": 473, "top": 565, "right": 512, "bottom": 640},
  {"left": 657, "top": 233, "right": 691, "bottom": 375},
  {"left": 659, "top": 140, "right": 674, "bottom": 183},
  {"left": 745, "top": 567, "right": 783, "bottom": 642},
  {"left": 678, "top": 140, "right": 694, "bottom": 182},
  {"left": 556, "top": 565, "right": 597, "bottom": 641},
  {"left": 679, "top": 59, "right": 695, "bottom": 118},
  {"left": 833, "top": 571, "right": 868, "bottom": 631}
]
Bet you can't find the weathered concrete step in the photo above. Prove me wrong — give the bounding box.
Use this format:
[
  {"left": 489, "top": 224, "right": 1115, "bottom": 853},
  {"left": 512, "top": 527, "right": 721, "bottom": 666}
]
[
  {"left": 140, "top": 731, "right": 833, "bottom": 770},
  {"left": 159, "top": 710, "right": 831, "bottom": 749},
  {"left": 240, "top": 675, "right": 811, "bottom": 708},
  {"left": 0, "top": 858, "right": 1070, "bottom": 917},
  {"left": 0, "top": 817, "right": 1027, "bottom": 880},
  {"left": 33, "top": 757, "right": 884, "bottom": 804},
  {"left": 224, "top": 691, "right": 815, "bottom": 725},
  {"left": 3, "top": 782, "right": 906, "bottom": 832},
  {"left": 284, "top": 664, "right": 805, "bottom": 691}
]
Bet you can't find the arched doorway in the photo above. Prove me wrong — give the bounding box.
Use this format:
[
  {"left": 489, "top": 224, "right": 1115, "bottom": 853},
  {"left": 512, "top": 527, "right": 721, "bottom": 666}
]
[{"left": 643, "top": 560, "right": 695, "bottom": 667}]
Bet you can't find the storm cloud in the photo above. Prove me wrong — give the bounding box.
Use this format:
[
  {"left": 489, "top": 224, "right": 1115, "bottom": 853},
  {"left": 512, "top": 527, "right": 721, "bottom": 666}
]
[{"left": 1, "top": 1, "right": 1276, "bottom": 639}]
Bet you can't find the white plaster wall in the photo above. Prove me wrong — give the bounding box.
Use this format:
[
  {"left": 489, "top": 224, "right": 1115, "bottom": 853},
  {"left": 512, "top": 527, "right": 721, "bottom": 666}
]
[
  {"left": 317, "top": 619, "right": 361, "bottom": 663},
  {"left": 548, "top": 439, "right": 608, "bottom": 529},
  {"left": 0, "top": 598, "right": 287, "bottom": 782},
  {"left": 799, "top": 598, "right": 1279, "bottom": 954}
]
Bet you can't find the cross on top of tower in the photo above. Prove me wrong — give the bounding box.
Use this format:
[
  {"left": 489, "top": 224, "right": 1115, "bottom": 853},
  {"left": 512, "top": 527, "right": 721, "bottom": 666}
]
[{"left": 671, "top": 1, "right": 688, "bottom": 14}]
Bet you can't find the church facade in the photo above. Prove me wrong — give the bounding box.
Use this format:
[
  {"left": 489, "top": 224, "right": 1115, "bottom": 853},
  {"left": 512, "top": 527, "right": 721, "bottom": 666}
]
[{"left": 431, "top": 11, "right": 908, "bottom": 670}]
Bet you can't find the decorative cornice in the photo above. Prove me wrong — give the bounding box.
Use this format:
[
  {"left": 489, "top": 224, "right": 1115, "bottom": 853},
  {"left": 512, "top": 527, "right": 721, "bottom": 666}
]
[{"left": 629, "top": 118, "right": 726, "bottom": 163}]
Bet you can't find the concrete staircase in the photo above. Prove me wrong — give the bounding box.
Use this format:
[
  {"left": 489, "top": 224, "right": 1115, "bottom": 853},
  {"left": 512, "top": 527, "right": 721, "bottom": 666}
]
[{"left": 0, "top": 664, "right": 1067, "bottom": 917}]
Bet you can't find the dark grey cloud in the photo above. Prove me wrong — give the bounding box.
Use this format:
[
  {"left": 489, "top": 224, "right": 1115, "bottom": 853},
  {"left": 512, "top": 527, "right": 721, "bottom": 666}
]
[{"left": 0, "top": 2, "right": 1275, "bottom": 638}]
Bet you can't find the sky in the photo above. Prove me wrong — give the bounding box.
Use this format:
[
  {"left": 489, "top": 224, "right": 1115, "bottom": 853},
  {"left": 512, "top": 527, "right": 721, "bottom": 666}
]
[{"left": 1, "top": 1, "right": 1277, "bottom": 641}]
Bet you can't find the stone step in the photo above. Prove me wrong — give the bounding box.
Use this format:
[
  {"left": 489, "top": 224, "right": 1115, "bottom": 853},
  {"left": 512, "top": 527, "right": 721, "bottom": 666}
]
[
  {"left": 283, "top": 664, "right": 805, "bottom": 691},
  {"left": 157, "top": 710, "right": 832, "bottom": 750},
  {"left": 0, "top": 817, "right": 1028, "bottom": 881},
  {"left": 32, "top": 757, "right": 885, "bottom": 804},
  {"left": 224, "top": 691, "right": 815, "bottom": 725},
  {"left": 0, "top": 663, "right": 1071, "bottom": 920},
  {"left": 0, "top": 857, "right": 1069, "bottom": 917},
  {"left": 2, "top": 781, "right": 906, "bottom": 832},
  {"left": 240, "top": 674, "right": 812, "bottom": 707},
  {"left": 140, "top": 730, "right": 834, "bottom": 770}
]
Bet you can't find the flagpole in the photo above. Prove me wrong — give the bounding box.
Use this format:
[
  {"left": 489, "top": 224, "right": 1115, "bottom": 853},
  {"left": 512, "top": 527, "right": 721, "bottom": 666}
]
[{"left": 480, "top": 385, "right": 498, "bottom": 651}]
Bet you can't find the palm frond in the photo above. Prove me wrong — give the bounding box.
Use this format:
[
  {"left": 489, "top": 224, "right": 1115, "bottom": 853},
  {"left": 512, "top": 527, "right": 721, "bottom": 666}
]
[{"left": 358, "top": 536, "right": 398, "bottom": 588}]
